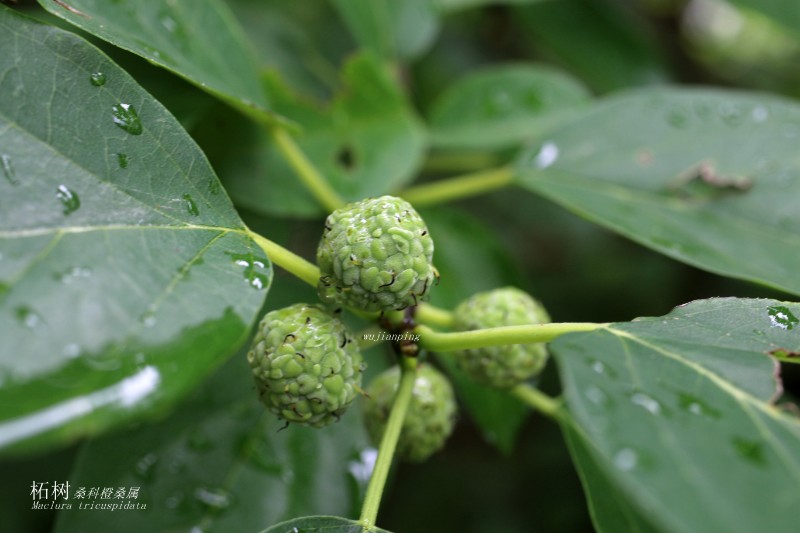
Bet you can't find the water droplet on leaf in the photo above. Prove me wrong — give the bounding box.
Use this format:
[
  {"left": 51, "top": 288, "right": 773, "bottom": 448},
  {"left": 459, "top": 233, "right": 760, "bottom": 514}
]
[
  {"left": 529, "top": 141, "right": 559, "bottom": 169},
  {"left": 56, "top": 185, "right": 80, "bottom": 215},
  {"left": 112, "top": 103, "right": 143, "bottom": 135},
  {"left": 226, "top": 252, "right": 270, "bottom": 290},
  {"left": 134, "top": 453, "right": 159, "bottom": 481},
  {"left": 90, "top": 72, "right": 106, "bottom": 86},
  {"left": 631, "top": 392, "right": 662, "bottom": 416},
  {"left": 54, "top": 266, "right": 92, "bottom": 283},
  {"left": 614, "top": 448, "right": 638, "bottom": 471},
  {"left": 117, "top": 153, "right": 129, "bottom": 168},
  {"left": 193, "top": 487, "right": 233, "bottom": 511},
  {"left": 183, "top": 194, "right": 199, "bottom": 216},
  {"left": 677, "top": 393, "right": 721, "bottom": 419},
  {"left": 1, "top": 154, "right": 19, "bottom": 186},
  {"left": 767, "top": 305, "right": 798, "bottom": 330},
  {"left": 15, "top": 306, "right": 42, "bottom": 329}
]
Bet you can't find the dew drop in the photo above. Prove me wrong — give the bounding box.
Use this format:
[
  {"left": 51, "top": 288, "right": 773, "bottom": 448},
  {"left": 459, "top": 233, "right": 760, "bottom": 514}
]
[
  {"left": 751, "top": 105, "right": 768, "bottom": 123},
  {"left": 666, "top": 107, "right": 690, "bottom": 128},
  {"left": 226, "top": 252, "right": 270, "bottom": 290},
  {"left": 112, "top": 103, "right": 143, "bottom": 135},
  {"left": 54, "top": 266, "right": 93, "bottom": 283},
  {"left": 614, "top": 448, "right": 638, "bottom": 471},
  {"left": 117, "top": 153, "right": 129, "bottom": 168},
  {"left": 767, "top": 305, "right": 798, "bottom": 330},
  {"left": 165, "top": 491, "right": 184, "bottom": 510},
  {"left": 193, "top": 487, "right": 233, "bottom": 511},
  {"left": 678, "top": 393, "right": 721, "bottom": 419},
  {"left": 63, "top": 343, "right": 81, "bottom": 358},
  {"left": 631, "top": 392, "right": 662, "bottom": 416},
  {"left": 529, "top": 141, "right": 559, "bottom": 170},
  {"left": 90, "top": 72, "right": 106, "bottom": 86},
  {"left": 15, "top": 306, "right": 42, "bottom": 329},
  {"left": 183, "top": 194, "right": 199, "bottom": 217},
  {"left": 140, "top": 309, "right": 157, "bottom": 328},
  {"left": 2, "top": 154, "right": 19, "bottom": 186},
  {"left": 56, "top": 185, "right": 81, "bottom": 215},
  {"left": 134, "top": 453, "right": 159, "bottom": 481},
  {"left": 584, "top": 386, "right": 608, "bottom": 406},
  {"left": 591, "top": 361, "right": 605, "bottom": 375}
]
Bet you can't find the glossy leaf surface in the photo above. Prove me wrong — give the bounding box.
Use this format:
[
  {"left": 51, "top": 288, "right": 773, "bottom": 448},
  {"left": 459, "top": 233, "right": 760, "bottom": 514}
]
[
  {"left": 428, "top": 64, "right": 590, "bottom": 149},
  {"left": 0, "top": 7, "right": 269, "bottom": 454},
  {"left": 262, "top": 515, "right": 392, "bottom": 533},
  {"left": 54, "top": 356, "right": 371, "bottom": 533},
  {"left": 37, "top": 0, "right": 271, "bottom": 115},
  {"left": 555, "top": 298, "right": 800, "bottom": 533},
  {"left": 517, "top": 88, "right": 800, "bottom": 296}
]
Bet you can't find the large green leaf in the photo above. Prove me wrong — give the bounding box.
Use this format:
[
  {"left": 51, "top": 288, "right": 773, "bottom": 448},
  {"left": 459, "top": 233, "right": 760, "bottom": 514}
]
[
  {"left": 54, "top": 354, "right": 371, "bottom": 533},
  {"left": 555, "top": 298, "right": 800, "bottom": 533},
  {"left": 37, "top": 0, "right": 272, "bottom": 117},
  {"left": 206, "top": 54, "right": 427, "bottom": 218},
  {"left": 331, "top": 0, "right": 439, "bottom": 60},
  {"left": 0, "top": 7, "right": 269, "bottom": 454},
  {"left": 428, "top": 63, "right": 590, "bottom": 149},
  {"left": 516, "top": 87, "right": 800, "bottom": 296},
  {"left": 261, "top": 516, "right": 392, "bottom": 533}
]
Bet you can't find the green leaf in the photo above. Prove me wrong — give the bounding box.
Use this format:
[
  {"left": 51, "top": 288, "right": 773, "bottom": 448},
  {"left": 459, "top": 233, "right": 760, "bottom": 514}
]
[
  {"left": 512, "top": 0, "right": 669, "bottom": 92},
  {"left": 562, "top": 425, "right": 661, "bottom": 533},
  {"left": 206, "top": 54, "right": 427, "bottom": 218},
  {"left": 554, "top": 298, "right": 800, "bottom": 533},
  {"left": 428, "top": 63, "right": 591, "bottom": 149},
  {"left": 516, "top": 87, "right": 800, "bottom": 297},
  {"left": 54, "top": 355, "right": 371, "bottom": 533},
  {"left": 332, "top": 0, "right": 439, "bottom": 60},
  {"left": 37, "top": 0, "right": 273, "bottom": 117},
  {"left": 422, "top": 208, "right": 530, "bottom": 453},
  {"left": 261, "top": 515, "right": 392, "bottom": 533},
  {"left": 0, "top": 7, "right": 269, "bottom": 454}
]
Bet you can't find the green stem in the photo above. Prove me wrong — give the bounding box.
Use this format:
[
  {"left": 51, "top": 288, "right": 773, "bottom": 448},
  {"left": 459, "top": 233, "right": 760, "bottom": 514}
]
[
  {"left": 269, "top": 126, "right": 345, "bottom": 213},
  {"left": 248, "top": 231, "right": 320, "bottom": 287},
  {"left": 399, "top": 166, "right": 515, "bottom": 207},
  {"left": 415, "top": 303, "right": 455, "bottom": 329},
  {"left": 416, "top": 322, "right": 605, "bottom": 351},
  {"left": 360, "top": 356, "right": 418, "bottom": 531},
  {"left": 512, "top": 384, "right": 565, "bottom": 421}
]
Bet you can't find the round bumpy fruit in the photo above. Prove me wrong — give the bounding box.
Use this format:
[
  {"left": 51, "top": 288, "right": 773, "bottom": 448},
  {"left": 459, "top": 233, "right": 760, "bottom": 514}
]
[
  {"left": 247, "top": 303, "right": 364, "bottom": 428},
  {"left": 453, "top": 287, "right": 550, "bottom": 389},
  {"left": 316, "top": 196, "right": 437, "bottom": 312},
  {"left": 363, "top": 364, "right": 456, "bottom": 463}
]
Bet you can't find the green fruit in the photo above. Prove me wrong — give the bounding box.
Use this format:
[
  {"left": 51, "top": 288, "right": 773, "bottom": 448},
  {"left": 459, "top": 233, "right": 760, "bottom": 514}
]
[
  {"left": 363, "top": 364, "right": 456, "bottom": 462},
  {"left": 316, "top": 195, "right": 437, "bottom": 312},
  {"left": 247, "top": 303, "right": 364, "bottom": 428},
  {"left": 453, "top": 287, "right": 550, "bottom": 389}
]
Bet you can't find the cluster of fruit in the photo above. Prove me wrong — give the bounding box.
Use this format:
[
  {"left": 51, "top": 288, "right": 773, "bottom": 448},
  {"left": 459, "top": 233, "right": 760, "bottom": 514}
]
[{"left": 247, "top": 196, "right": 549, "bottom": 461}]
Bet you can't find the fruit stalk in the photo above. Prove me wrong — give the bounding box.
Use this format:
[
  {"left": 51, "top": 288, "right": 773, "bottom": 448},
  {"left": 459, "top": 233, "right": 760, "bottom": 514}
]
[
  {"left": 415, "top": 322, "right": 605, "bottom": 351},
  {"left": 359, "top": 356, "right": 418, "bottom": 530}
]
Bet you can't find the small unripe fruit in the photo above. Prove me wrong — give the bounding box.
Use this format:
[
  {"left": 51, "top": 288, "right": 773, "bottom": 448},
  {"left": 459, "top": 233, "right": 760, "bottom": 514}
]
[
  {"left": 453, "top": 287, "right": 550, "bottom": 389},
  {"left": 316, "top": 196, "right": 437, "bottom": 312},
  {"left": 247, "top": 303, "right": 364, "bottom": 428},
  {"left": 363, "top": 364, "right": 456, "bottom": 462}
]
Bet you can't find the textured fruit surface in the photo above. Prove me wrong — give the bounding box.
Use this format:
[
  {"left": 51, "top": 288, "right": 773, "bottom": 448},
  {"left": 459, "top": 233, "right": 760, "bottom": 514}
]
[
  {"left": 363, "top": 364, "right": 456, "bottom": 462},
  {"left": 247, "top": 303, "right": 364, "bottom": 427},
  {"left": 453, "top": 287, "right": 550, "bottom": 388},
  {"left": 316, "top": 196, "right": 436, "bottom": 312}
]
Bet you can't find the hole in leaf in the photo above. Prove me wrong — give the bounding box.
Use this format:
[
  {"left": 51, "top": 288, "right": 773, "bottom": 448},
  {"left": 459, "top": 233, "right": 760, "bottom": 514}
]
[{"left": 336, "top": 145, "right": 357, "bottom": 171}]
